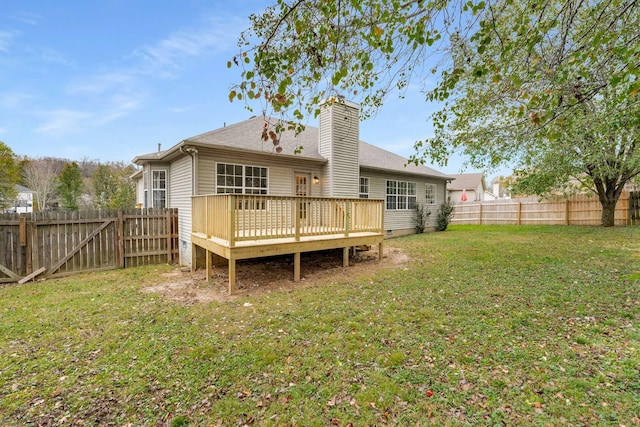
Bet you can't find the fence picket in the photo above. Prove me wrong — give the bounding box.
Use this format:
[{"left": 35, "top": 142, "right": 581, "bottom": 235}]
[
  {"left": 451, "top": 192, "right": 631, "bottom": 226},
  {"left": 0, "top": 208, "right": 178, "bottom": 282}
]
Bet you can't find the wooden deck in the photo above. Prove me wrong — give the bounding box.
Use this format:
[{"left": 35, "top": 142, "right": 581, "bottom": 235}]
[{"left": 191, "top": 194, "right": 385, "bottom": 294}]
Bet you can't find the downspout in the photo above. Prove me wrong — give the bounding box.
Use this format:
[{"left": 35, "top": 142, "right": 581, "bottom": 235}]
[{"left": 180, "top": 145, "right": 198, "bottom": 196}]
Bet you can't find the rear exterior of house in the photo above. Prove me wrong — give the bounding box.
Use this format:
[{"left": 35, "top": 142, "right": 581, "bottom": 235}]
[{"left": 132, "top": 100, "right": 452, "bottom": 266}]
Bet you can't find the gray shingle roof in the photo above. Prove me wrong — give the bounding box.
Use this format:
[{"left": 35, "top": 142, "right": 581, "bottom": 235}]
[
  {"left": 186, "top": 116, "right": 325, "bottom": 160},
  {"left": 135, "top": 115, "right": 452, "bottom": 180},
  {"left": 447, "top": 173, "right": 486, "bottom": 190}
]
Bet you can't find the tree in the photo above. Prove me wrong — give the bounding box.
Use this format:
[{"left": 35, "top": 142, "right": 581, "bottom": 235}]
[
  {"left": 21, "top": 158, "right": 61, "bottom": 211},
  {"left": 58, "top": 162, "right": 83, "bottom": 210},
  {"left": 92, "top": 163, "right": 136, "bottom": 209},
  {"left": 424, "top": 0, "right": 640, "bottom": 226},
  {"left": 0, "top": 141, "right": 20, "bottom": 210},
  {"left": 230, "top": 0, "right": 640, "bottom": 226}
]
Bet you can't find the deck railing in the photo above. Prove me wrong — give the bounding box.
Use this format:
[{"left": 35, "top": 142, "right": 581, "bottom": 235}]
[{"left": 192, "top": 194, "right": 384, "bottom": 246}]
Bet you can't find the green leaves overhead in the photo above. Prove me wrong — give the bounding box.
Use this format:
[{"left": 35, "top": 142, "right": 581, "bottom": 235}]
[
  {"left": 229, "top": 0, "right": 454, "bottom": 120},
  {"left": 229, "top": 0, "right": 640, "bottom": 225},
  {"left": 423, "top": 0, "right": 640, "bottom": 225}
]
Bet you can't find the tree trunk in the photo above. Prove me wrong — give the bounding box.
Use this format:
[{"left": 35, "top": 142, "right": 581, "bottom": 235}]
[{"left": 600, "top": 200, "right": 617, "bottom": 227}]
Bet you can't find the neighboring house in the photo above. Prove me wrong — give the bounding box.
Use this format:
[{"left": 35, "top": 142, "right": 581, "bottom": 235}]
[
  {"left": 2, "top": 185, "right": 35, "bottom": 213},
  {"left": 132, "top": 100, "right": 453, "bottom": 267},
  {"left": 447, "top": 173, "right": 491, "bottom": 202}
]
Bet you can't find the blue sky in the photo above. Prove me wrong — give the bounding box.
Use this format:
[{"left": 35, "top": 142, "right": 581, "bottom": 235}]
[{"left": 0, "top": 0, "right": 509, "bottom": 179}]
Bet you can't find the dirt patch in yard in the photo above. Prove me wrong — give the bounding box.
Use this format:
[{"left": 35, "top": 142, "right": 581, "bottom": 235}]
[{"left": 141, "top": 245, "right": 409, "bottom": 304}]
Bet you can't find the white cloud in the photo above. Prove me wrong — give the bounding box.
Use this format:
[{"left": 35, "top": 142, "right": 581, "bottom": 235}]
[
  {"left": 167, "top": 106, "right": 190, "bottom": 113},
  {"left": 132, "top": 15, "right": 242, "bottom": 75},
  {"left": 0, "top": 31, "right": 16, "bottom": 52},
  {"left": 54, "top": 14, "right": 245, "bottom": 129},
  {"left": 30, "top": 46, "right": 73, "bottom": 66},
  {"left": 0, "top": 92, "right": 35, "bottom": 109},
  {"left": 10, "top": 12, "right": 39, "bottom": 26},
  {"left": 36, "top": 109, "right": 91, "bottom": 136},
  {"left": 67, "top": 71, "right": 134, "bottom": 95},
  {"left": 94, "top": 94, "right": 143, "bottom": 125}
]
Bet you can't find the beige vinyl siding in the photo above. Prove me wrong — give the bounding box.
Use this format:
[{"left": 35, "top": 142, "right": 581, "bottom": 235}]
[
  {"left": 196, "top": 149, "right": 325, "bottom": 197},
  {"left": 319, "top": 101, "right": 359, "bottom": 198},
  {"left": 170, "top": 155, "right": 193, "bottom": 265},
  {"left": 363, "top": 169, "right": 447, "bottom": 231}
]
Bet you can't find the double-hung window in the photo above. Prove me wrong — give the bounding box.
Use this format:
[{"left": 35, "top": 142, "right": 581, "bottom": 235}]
[
  {"left": 359, "top": 177, "right": 370, "bottom": 199},
  {"left": 216, "top": 163, "right": 268, "bottom": 195},
  {"left": 425, "top": 183, "right": 436, "bottom": 205},
  {"left": 386, "top": 180, "right": 416, "bottom": 210},
  {"left": 151, "top": 170, "right": 167, "bottom": 208}
]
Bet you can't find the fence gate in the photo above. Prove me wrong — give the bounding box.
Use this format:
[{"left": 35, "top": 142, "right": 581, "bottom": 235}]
[
  {"left": 630, "top": 192, "right": 640, "bottom": 225},
  {"left": 0, "top": 208, "right": 178, "bottom": 283}
]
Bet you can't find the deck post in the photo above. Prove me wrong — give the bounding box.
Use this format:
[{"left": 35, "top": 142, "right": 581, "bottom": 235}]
[
  {"left": 228, "top": 258, "right": 236, "bottom": 294},
  {"left": 206, "top": 249, "right": 212, "bottom": 283},
  {"left": 295, "top": 201, "right": 301, "bottom": 241},
  {"left": 345, "top": 201, "right": 351, "bottom": 237},
  {"left": 343, "top": 247, "right": 349, "bottom": 267},
  {"left": 229, "top": 195, "right": 236, "bottom": 247},
  {"left": 294, "top": 252, "right": 300, "bottom": 281},
  {"left": 378, "top": 242, "right": 384, "bottom": 261},
  {"left": 191, "top": 243, "right": 196, "bottom": 272}
]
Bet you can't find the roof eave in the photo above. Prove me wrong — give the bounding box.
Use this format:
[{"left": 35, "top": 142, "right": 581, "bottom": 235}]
[
  {"left": 360, "top": 165, "right": 454, "bottom": 181},
  {"left": 182, "top": 139, "right": 328, "bottom": 163}
]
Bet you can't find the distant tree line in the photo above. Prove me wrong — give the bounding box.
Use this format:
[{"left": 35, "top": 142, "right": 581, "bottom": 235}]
[{"left": 0, "top": 140, "right": 137, "bottom": 211}]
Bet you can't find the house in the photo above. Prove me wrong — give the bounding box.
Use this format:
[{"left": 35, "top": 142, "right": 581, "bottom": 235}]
[
  {"left": 131, "top": 100, "right": 452, "bottom": 289},
  {"left": 2, "top": 185, "right": 35, "bottom": 213},
  {"left": 447, "top": 173, "right": 492, "bottom": 202}
]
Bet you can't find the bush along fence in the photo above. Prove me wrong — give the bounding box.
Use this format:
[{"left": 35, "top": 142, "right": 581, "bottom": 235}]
[
  {"left": 0, "top": 208, "right": 178, "bottom": 284},
  {"left": 450, "top": 192, "right": 638, "bottom": 226}
]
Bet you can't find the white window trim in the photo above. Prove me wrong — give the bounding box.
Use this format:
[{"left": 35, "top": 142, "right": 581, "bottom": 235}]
[
  {"left": 151, "top": 169, "right": 167, "bottom": 208},
  {"left": 359, "top": 177, "right": 370, "bottom": 199},
  {"left": 215, "top": 162, "right": 269, "bottom": 195},
  {"left": 386, "top": 180, "right": 417, "bottom": 210},
  {"left": 425, "top": 183, "right": 437, "bottom": 205}
]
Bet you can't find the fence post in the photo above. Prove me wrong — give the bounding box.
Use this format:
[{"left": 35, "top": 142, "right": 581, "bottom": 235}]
[
  {"left": 19, "top": 216, "right": 27, "bottom": 247},
  {"left": 478, "top": 203, "right": 483, "bottom": 225},
  {"left": 517, "top": 202, "right": 522, "bottom": 225},
  {"left": 28, "top": 218, "right": 39, "bottom": 274},
  {"left": 117, "top": 210, "right": 125, "bottom": 268},
  {"left": 565, "top": 200, "right": 570, "bottom": 225},
  {"left": 25, "top": 216, "right": 32, "bottom": 274},
  {"left": 166, "top": 210, "right": 172, "bottom": 264}
]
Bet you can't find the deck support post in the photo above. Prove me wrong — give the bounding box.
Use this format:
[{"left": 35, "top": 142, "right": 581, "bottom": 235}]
[
  {"left": 228, "top": 258, "right": 236, "bottom": 295},
  {"left": 294, "top": 252, "right": 300, "bottom": 281},
  {"left": 378, "top": 242, "right": 383, "bottom": 261},
  {"left": 191, "top": 244, "right": 196, "bottom": 272},
  {"left": 343, "top": 247, "right": 349, "bottom": 267},
  {"left": 206, "top": 250, "right": 212, "bottom": 283}
]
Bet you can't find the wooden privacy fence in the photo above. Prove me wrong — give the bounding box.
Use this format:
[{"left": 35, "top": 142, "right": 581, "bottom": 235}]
[
  {"left": 0, "top": 208, "right": 178, "bottom": 283},
  {"left": 450, "top": 192, "right": 636, "bottom": 226}
]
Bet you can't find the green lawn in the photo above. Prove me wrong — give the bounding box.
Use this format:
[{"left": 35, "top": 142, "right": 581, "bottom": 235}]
[{"left": 1, "top": 225, "right": 639, "bottom": 426}]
